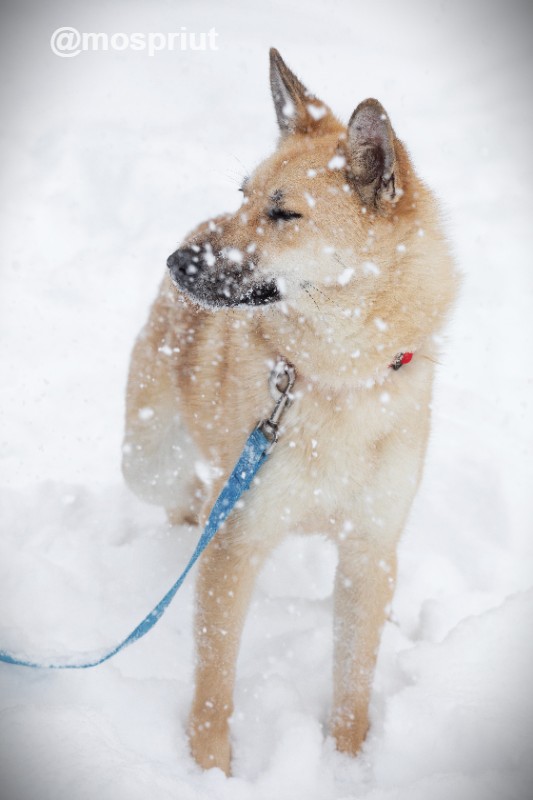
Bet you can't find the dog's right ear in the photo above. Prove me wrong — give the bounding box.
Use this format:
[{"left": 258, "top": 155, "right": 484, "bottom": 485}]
[{"left": 269, "top": 48, "right": 336, "bottom": 137}]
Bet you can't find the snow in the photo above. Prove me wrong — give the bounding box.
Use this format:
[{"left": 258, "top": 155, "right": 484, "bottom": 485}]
[
  {"left": 1, "top": 0, "right": 533, "bottom": 798},
  {"left": 308, "top": 104, "right": 327, "bottom": 121},
  {"left": 374, "top": 317, "right": 388, "bottom": 332},
  {"left": 337, "top": 267, "right": 354, "bottom": 286},
  {"left": 327, "top": 155, "right": 346, "bottom": 170}
]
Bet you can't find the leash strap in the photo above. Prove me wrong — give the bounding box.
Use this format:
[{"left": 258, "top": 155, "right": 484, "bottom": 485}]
[
  {"left": 0, "top": 426, "right": 271, "bottom": 670},
  {"left": 0, "top": 351, "right": 414, "bottom": 671}
]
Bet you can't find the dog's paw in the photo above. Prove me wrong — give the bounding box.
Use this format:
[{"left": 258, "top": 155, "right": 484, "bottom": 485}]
[
  {"left": 188, "top": 713, "right": 232, "bottom": 775},
  {"left": 330, "top": 712, "right": 369, "bottom": 757}
]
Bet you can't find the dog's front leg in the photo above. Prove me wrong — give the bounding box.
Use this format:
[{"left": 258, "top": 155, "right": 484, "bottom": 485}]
[
  {"left": 330, "top": 535, "right": 397, "bottom": 756},
  {"left": 188, "top": 519, "right": 274, "bottom": 774}
]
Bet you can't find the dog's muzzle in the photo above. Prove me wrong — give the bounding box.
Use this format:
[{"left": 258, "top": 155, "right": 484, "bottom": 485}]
[{"left": 167, "top": 247, "right": 282, "bottom": 308}]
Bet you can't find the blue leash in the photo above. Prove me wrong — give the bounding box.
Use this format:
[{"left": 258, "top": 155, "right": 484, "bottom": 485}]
[{"left": 0, "top": 361, "right": 295, "bottom": 671}]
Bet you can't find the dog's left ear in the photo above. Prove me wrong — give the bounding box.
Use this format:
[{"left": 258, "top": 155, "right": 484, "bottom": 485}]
[
  {"left": 269, "top": 48, "right": 336, "bottom": 137},
  {"left": 346, "top": 99, "right": 399, "bottom": 207}
]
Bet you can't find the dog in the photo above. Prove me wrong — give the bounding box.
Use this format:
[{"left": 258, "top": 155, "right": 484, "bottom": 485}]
[{"left": 122, "top": 48, "right": 457, "bottom": 774}]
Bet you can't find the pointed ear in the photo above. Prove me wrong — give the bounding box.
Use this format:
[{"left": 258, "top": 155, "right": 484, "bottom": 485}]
[
  {"left": 346, "top": 99, "right": 399, "bottom": 207},
  {"left": 269, "top": 48, "right": 336, "bottom": 136}
]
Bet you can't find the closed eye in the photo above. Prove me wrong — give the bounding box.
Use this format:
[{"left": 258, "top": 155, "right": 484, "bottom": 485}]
[{"left": 267, "top": 208, "right": 303, "bottom": 221}]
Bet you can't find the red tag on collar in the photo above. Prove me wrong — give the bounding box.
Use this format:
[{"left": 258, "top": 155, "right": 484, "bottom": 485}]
[{"left": 389, "top": 351, "right": 413, "bottom": 370}]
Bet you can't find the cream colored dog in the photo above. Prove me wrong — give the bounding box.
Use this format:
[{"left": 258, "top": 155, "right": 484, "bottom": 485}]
[{"left": 122, "top": 49, "right": 457, "bottom": 774}]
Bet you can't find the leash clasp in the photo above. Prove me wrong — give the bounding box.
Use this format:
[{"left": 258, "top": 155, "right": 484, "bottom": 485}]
[{"left": 258, "top": 359, "right": 296, "bottom": 452}]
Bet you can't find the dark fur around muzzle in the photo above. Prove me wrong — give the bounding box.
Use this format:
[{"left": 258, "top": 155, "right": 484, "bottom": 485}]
[{"left": 167, "top": 247, "right": 281, "bottom": 308}]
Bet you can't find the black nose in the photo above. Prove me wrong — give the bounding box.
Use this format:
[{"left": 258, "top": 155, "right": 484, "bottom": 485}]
[{"left": 167, "top": 248, "right": 200, "bottom": 284}]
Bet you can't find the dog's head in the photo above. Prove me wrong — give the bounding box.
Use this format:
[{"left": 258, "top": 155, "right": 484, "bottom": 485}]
[
  {"left": 167, "top": 50, "right": 455, "bottom": 381},
  {"left": 168, "top": 48, "right": 412, "bottom": 310}
]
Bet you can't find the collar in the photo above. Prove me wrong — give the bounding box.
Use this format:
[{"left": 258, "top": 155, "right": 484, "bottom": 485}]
[
  {"left": 389, "top": 351, "right": 413, "bottom": 371},
  {"left": 270, "top": 351, "right": 414, "bottom": 398}
]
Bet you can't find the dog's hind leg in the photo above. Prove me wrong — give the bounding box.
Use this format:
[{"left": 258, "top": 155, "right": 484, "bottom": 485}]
[
  {"left": 122, "top": 287, "right": 207, "bottom": 525},
  {"left": 122, "top": 406, "right": 206, "bottom": 525}
]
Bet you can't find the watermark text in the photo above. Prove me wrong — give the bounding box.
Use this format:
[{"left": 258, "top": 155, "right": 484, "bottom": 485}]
[{"left": 51, "top": 27, "right": 219, "bottom": 58}]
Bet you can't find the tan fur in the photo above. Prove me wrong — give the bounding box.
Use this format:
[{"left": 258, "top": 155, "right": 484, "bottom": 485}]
[{"left": 122, "top": 50, "right": 457, "bottom": 774}]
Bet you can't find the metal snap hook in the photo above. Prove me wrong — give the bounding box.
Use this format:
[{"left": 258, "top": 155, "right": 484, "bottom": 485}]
[{"left": 260, "top": 359, "right": 296, "bottom": 451}]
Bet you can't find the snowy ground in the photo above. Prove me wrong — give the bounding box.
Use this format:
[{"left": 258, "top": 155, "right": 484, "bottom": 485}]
[{"left": 1, "top": 0, "right": 533, "bottom": 798}]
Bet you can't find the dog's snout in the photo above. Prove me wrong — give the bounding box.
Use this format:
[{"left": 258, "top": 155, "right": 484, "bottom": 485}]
[
  {"left": 167, "top": 248, "right": 201, "bottom": 285},
  {"left": 167, "top": 248, "right": 195, "bottom": 273}
]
